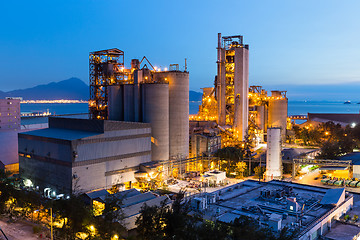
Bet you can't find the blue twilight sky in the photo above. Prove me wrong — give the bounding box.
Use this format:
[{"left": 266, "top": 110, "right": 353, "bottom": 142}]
[{"left": 1, "top": 0, "right": 360, "bottom": 94}]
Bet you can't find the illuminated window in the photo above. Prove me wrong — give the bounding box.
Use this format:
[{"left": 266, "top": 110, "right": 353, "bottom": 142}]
[{"left": 290, "top": 206, "right": 294, "bottom": 211}]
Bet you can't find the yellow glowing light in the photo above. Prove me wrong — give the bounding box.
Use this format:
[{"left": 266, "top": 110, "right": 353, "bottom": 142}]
[{"left": 90, "top": 225, "right": 95, "bottom": 231}]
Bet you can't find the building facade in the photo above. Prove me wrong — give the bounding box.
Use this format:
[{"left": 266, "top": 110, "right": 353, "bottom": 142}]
[
  {"left": 19, "top": 117, "right": 151, "bottom": 196},
  {"left": 0, "top": 97, "right": 21, "bottom": 131}
]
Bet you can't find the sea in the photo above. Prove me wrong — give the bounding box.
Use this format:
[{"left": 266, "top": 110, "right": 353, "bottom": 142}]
[{"left": 20, "top": 101, "right": 360, "bottom": 117}]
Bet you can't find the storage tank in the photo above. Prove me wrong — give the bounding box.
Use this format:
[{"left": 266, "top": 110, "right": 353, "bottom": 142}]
[
  {"left": 153, "top": 71, "right": 189, "bottom": 159},
  {"left": 141, "top": 83, "right": 170, "bottom": 161},
  {"left": 266, "top": 127, "right": 282, "bottom": 180},
  {"left": 268, "top": 91, "right": 288, "bottom": 141},
  {"left": 108, "top": 85, "right": 122, "bottom": 121},
  {"left": 255, "top": 105, "right": 266, "bottom": 130}
]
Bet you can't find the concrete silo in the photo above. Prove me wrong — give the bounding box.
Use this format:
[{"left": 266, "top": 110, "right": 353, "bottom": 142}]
[
  {"left": 108, "top": 85, "right": 122, "bottom": 121},
  {"left": 141, "top": 83, "right": 169, "bottom": 161},
  {"left": 268, "top": 91, "right": 288, "bottom": 141},
  {"left": 153, "top": 71, "right": 189, "bottom": 159},
  {"left": 265, "top": 127, "right": 282, "bottom": 180}
]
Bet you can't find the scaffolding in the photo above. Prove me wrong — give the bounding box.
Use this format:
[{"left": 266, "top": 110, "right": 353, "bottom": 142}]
[{"left": 89, "top": 48, "right": 129, "bottom": 119}]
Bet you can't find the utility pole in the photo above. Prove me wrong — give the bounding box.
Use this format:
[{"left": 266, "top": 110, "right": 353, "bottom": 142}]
[{"left": 50, "top": 208, "right": 53, "bottom": 240}]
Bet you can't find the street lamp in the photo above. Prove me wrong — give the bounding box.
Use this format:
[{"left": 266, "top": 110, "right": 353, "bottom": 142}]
[{"left": 34, "top": 208, "right": 53, "bottom": 240}]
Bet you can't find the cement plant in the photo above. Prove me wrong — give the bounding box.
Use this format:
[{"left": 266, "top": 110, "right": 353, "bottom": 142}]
[{"left": 2, "top": 33, "right": 360, "bottom": 240}]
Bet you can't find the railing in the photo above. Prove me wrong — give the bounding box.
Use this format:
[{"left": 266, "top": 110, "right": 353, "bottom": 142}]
[{"left": 293, "top": 158, "right": 351, "bottom": 167}]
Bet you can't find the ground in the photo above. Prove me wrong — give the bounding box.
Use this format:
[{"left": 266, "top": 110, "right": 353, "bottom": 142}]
[
  {"left": 0, "top": 218, "right": 50, "bottom": 240},
  {"left": 294, "top": 168, "right": 360, "bottom": 194},
  {"left": 167, "top": 177, "right": 243, "bottom": 196}
]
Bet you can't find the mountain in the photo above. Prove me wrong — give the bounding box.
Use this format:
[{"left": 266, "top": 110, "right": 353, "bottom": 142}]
[
  {"left": 2, "top": 78, "right": 89, "bottom": 100},
  {"left": 189, "top": 90, "right": 202, "bottom": 101},
  {"left": 1, "top": 78, "right": 204, "bottom": 101}
]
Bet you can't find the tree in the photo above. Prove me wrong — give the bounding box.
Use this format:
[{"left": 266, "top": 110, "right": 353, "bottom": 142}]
[
  {"left": 235, "top": 162, "right": 247, "bottom": 178},
  {"left": 136, "top": 200, "right": 169, "bottom": 240},
  {"left": 51, "top": 194, "right": 93, "bottom": 239},
  {"left": 254, "top": 166, "right": 265, "bottom": 179},
  {"left": 94, "top": 194, "right": 126, "bottom": 240}
]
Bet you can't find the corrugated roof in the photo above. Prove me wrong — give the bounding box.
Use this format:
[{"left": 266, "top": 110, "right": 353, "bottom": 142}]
[
  {"left": 114, "top": 188, "right": 141, "bottom": 199},
  {"left": 122, "top": 195, "right": 170, "bottom": 230},
  {"left": 122, "top": 192, "right": 156, "bottom": 208},
  {"left": 19, "top": 128, "right": 101, "bottom": 141},
  {"left": 217, "top": 212, "right": 241, "bottom": 223},
  {"left": 341, "top": 152, "right": 360, "bottom": 165},
  {"left": 320, "top": 188, "right": 345, "bottom": 205},
  {"left": 319, "top": 166, "right": 348, "bottom": 171},
  {"left": 85, "top": 189, "right": 109, "bottom": 200}
]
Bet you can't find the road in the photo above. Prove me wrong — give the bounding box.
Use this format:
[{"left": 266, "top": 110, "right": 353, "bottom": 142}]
[{"left": 294, "top": 169, "right": 360, "bottom": 194}]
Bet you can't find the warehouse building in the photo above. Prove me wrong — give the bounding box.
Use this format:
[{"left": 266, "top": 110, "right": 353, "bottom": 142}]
[
  {"left": 19, "top": 117, "right": 151, "bottom": 196},
  {"left": 191, "top": 180, "right": 353, "bottom": 240}
]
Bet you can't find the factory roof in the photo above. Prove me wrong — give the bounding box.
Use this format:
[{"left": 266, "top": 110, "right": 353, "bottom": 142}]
[
  {"left": 19, "top": 128, "right": 100, "bottom": 141},
  {"left": 196, "top": 180, "right": 352, "bottom": 237},
  {"left": 122, "top": 192, "right": 156, "bottom": 208},
  {"left": 341, "top": 152, "right": 360, "bottom": 165},
  {"left": 49, "top": 117, "right": 150, "bottom": 133},
  {"left": 320, "top": 188, "right": 345, "bottom": 206},
  {"left": 122, "top": 194, "right": 171, "bottom": 230}
]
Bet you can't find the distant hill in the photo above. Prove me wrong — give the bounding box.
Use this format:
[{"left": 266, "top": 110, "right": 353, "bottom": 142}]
[
  {"left": 1, "top": 78, "right": 89, "bottom": 100},
  {"left": 189, "top": 90, "right": 202, "bottom": 101},
  {"left": 0, "top": 78, "right": 204, "bottom": 101}
]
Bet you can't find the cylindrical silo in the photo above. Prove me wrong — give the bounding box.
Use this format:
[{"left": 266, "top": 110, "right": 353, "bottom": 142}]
[
  {"left": 141, "top": 83, "right": 170, "bottom": 162},
  {"left": 266, "top": 127, "right": 282, "bottom": 181},
  {"left": 153, "top": 71, "right": 189, "bottom": 159},
  {"left": 268, "top": 91, "right": 288, "bottom": 141},
  {"left": 255, "top": 105, "right": 266, "bottom": 130},
  {"left": 108, "top": 85, "right": 122, "bottom": 121}
]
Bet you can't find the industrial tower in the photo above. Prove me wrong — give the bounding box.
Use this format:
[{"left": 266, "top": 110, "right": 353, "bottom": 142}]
[
  {"left": 216, "top": 33, "right": 249, "bottom": 140},
  {"left": 89, "top": 49, "right": 128, "bottom": 120}
]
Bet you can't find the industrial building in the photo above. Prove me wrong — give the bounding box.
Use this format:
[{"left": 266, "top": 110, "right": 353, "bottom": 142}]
[
  {"left": 84, "top": 188, "right": 171, "bottom": 231},
  {"left": 89, "top": 49, "right": 189, "bottom": 162},
  {"left": 193, "top": 34, "right": 288, "bottom": 147},
  {"left": 18, "top": 48, "right": 192, "bottom": 194},
  {"left": 0, "top": 97, "right": 21, "bottom": 172},
  {"left": 191, "top": 180, "right": 354, "bottom": 240},
  {"left": 189, "top": 121, "right": 222, "bottom": 158},
  {"left": 0, "top": 97, "right": 21, "bottom": 131},
  {"left": 19, "top": 117, "right": 152, "bottom": 195}
]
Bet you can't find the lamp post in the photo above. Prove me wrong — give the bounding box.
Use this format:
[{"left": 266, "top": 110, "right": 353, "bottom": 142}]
[{"left": 34, "top": 208, "right": 53, "bottom": 240}]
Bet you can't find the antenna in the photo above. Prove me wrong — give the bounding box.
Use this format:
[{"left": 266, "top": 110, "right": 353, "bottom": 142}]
[{"left": 185, "top": 58, "right": 187, "bottom": 72}]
